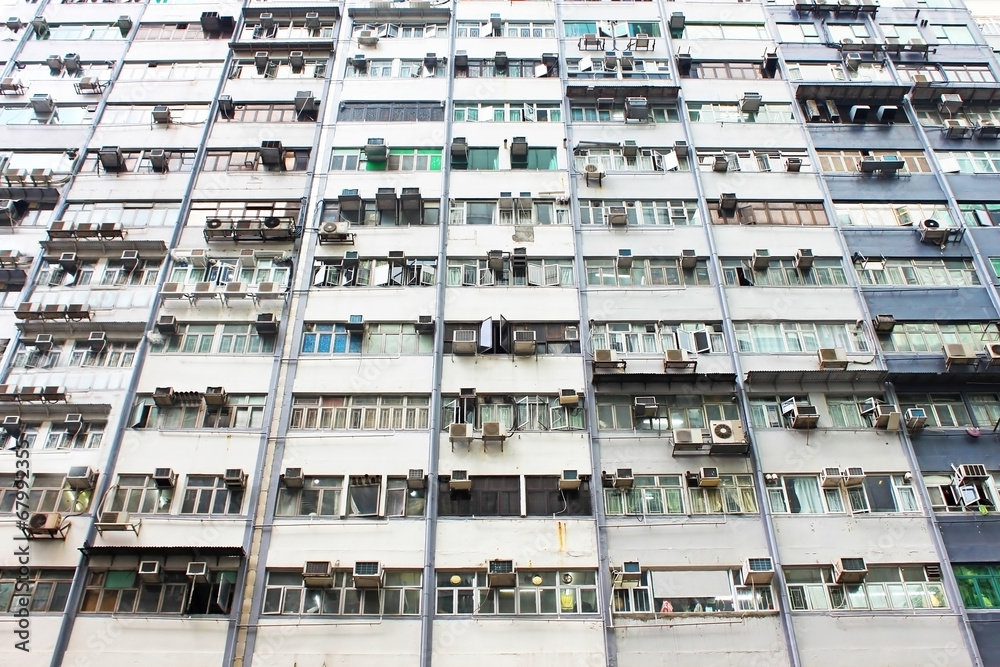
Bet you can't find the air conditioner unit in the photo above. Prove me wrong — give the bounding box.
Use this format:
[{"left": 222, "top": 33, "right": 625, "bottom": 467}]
[
  {"left": 550, "top": 388, "right": 579, "bottom": 409},
  {"left": 186, "top": 562, "right": 211, "bottom": 582},
  {"left": 905, "top": 407, "right": 927, "bottom": 431},
  {"left": 624, "top": 97, "right": 648, "bottom": 121},
  {"left": 138, "top": 560, "right": 162, "bottom": 583},
  {"left": 820, "top": 467, "right": 843, "bottom": 488},
  {"left": 614, "top": 468, "right": 634, "bottom": 489},
  {"left": 153, "top": 467, "right": 177, "bottom": 489},
  {"left": 672, "top": 428, "right": 704, "bottom": 446},
  {"left": 481, "top": 421, "right": 503, "bottom": 440},
  {"left": 985, "top": 342, "right": 1000, "bottom": 366},
  {"left": 944, "top": 342, "right": 977, "bottom": 366},
  {"left": 834, "top": 557, "right": 868, "bottom": 583},
  {"left": 842, "top": 467, "right": 865, "bottom": 486},
  {"left": 664, "top": 348, "right": 691, "bottom": 368},
  {"left": 818, "top": 347, "right": 849, "bottom": 370},
  {"left": 449, "top": 469, "right": 472, "bottom": 491},
  {"left": 559, "top": 470, "right": 581, "bottom": 491},
  {"left": 2, "top": 415, "right": 21, "bottom": 436},
  {"left": 151, "top": 106, "right": 171, "bottom": 124},
  {"left": 66, "top": 466, "right": 97, "bottom": 490},
  {"left": 224, "top": 468, "right": 246, "bottom": 488},
  {"left": 452, "top": 330, "right": 477, "bottom": 355},
  {"left": 204, "top": 386, "right": 228, "bottom": 406},
  {"left": 31, "top": 334, "right": 53, "bottom": 352},
  {"left": 583, "top": 162, "right": 605, "bottom": 185},
  {"left": 487, "top": 560, "right": 516, "bottom": 587},
  {"left": 956, "top": 464, "right": 989, "bottom": 483},
  {"left": 25, "top": 512, "right": 62, "bottom": 537},
  {"left": 617, "top": 561, "right": 642, "bottom": 586},
  {"left": 153, "top": 387, "right": 175, "bottom": 406},
  {"left": 358, "top": 30, "right": 379, "bottom": 46},
  {"left": 407, "top": 469, "right": 425, "bottom": 490},
  {"left": 713, "top": 155, "right": 730, "bottom": 172},
  {"left": 804, "top": 99, "right": 822, "bottom": 122},
  {"left": 616, "top": 248, "right": 633, "bottom": 270},
  {"left": 710, "top": 420, "right": 744, "bottom": 445},
  {"left": 633, "top": 397, "right": 658, "bottom": 419},
  {"left": 64, "top": 414, "right": 83, "bottom": 434},
  {"left": 740, "top": 92, "right": 762, "bottom": 113},
  {"left": 783, "top": 399, "right": 820, "bottom": 429},
  {"left": 795, "top": 248, "right": 814, "bottom": 269},
  {"left": 939, "top": 93, "right": 963, "bottom": 115},
  {"left": 751, "top": 249, "right": 770, "bottom": 270},
  {"left": 872, "top": 314, "right": 896, "bottom": 333},
  {"left": 96, "top": 511, "right": 130, "bottom": 529},
  {"left": 302, "top": 561, "right": 333, "bottom": 587},
  {"left": 449, "top": 423, "right": 472, "bottom": 446},
  {"left": 513, "top": 330, "right": 537, "bottom": 356},
  {"left": 256, "top": 313, "right": 279, "bottom": 336},
  {"left": 594, "top": 349, "right": 619, "bottom": 365},
  {"left": 606, "top": 206, "right": 628, "bottom": 227},
  {"left": 698, "top": 467, "right": 721, "bottom": 487},
  {"left": 282, "top": 467, "right": 303, "bottom": 488},
  {"left": 742, "top": 557, "right": 774, "bottom": 585},
  {"left": 156, "top": 315, "right": 177, "bottom": 336},
  {"left": 877, "top": 105, "right": 897, "bottom": 124},
  {"left": 919, "top": 219, "right": 948, "bottom": 243},
  {"left": 353, "top": 561, "right": 384, "bottom": 588}
]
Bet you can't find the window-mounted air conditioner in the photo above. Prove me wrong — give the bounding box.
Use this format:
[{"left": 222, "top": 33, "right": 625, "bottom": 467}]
[
  {"left": 617, "top": 561, "right": 642, "bottom": 586},
  {"left": 302, "top": 561, "right": 333, "bottom": 587},
  {"left": 698, "top": 467, "right": 720, "bottom": 487},
  {"left": 452, "top": 330, "right": 477, "bottom": 355},
  {"left": 353, "top": 561, "right": 384, "bottom": 588},
  {"left": 633, "top": 397, "right": 658, "bottom": 419},
  {"left": 956, "top": 464, "right": 989, "bottom": 484},
  {"left": 741, "top": 557, "right": 774, "bottom": 585},
  {"left": 64, "top": 413, "right": 83, "bottom": 434},
  {"left": 138, "top": 560, "right": 162, "bottom": 583},
  {"left": 872, "top": 314, "right": 896, "bottom": 333},
  {"left": 818, "top": 347, "right": 849, "bottom": 370},
  {"left": 153, "top": 467, "right": 177, "bottom": 489},
  {"left": 407, "top": 469, "right": 425, "bottom": 490},
  {"left": 559, "top": 389, "right": 581, "bottom": 406},
  {"left": 186, "top": 562, "right": 211, "bottom": 581},
  {"left": 905, "top": 407, "right": 927, "bottom": 431},
  {"left": 66, "top": 466, "right": 97, "bottom": 490},
  {"left": 614, "top": 468, "right": 634, "bottom": 489},
  {"left": 256, "top": 313, "right": 279, "bottom": 336},
  {"left": 512, "top": 330, "right": 537, "bottom": 356},
  {"left": 834, "top": 557, "right": 868, "bottom": 583},
  {"left": 1, "top": 415, "right": 21, "bottom": 436},
  {"left": 449, "top": 470, "right": 472, "bottom": 491},
  {"left": 282, "top": 467, "right": 303, "bottom": 488},
  {"left": 782, "top": 398, "right": 820, "bottom": 429},
  {"left": 224, "top": 468, "right": 247, "bottom": 488},
  {"left": 559, "top": 470, "right": 581, "bottom": 491},
  {"left": 487, "top": 560, "right": 516, "bottom": 587},
  {"left": 820, "top": 467, "right": 843, "bottom": 488},
  {"left": 842, "top": 467, "right": 865, "bottom": 486}
]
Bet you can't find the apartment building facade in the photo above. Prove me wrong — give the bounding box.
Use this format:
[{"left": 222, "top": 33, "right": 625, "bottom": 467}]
[{"left": 0, "top": 0, "right": 999, "bottom": 666}]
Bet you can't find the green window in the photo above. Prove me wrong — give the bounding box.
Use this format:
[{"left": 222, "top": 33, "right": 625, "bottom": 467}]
[{"left": 955, "top": 564, "right": 1000, "bottom": 609}]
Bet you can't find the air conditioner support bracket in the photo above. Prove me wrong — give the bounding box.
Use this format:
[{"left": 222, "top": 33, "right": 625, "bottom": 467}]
[{"left": 94, "top": 518, "right": 142, "bottom": 536}]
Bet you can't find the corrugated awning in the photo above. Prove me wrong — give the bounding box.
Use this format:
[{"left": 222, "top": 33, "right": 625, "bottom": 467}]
[
  {"left": 40, "top": 239, "right": 167, "bottom": 261},
  {"left": 566, "top": 83, "right": 680, "bottom": 102},
  {"left": 795, "top": 82, "right": 911, "bottom": 102},
  {"left": 592, "top": 373, "right": 738, "bottom": 394},
  {"left": 0, "top": 403, "right": 112, "bottom": 421},
  {"left": 16, "top": 320, "right": 146, "bottom": 339},
  {"left": 81, "top": 543, "right": 245, "bottom": 558},
  {"left": 744, "top": 369, "right": 888, "bottom": 393}
]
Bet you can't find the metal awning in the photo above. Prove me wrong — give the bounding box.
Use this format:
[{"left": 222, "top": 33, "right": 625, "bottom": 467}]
[
  {"left": 16, "top": 320, "right": 146, "bottom": 338},
  {"left": 745, "top": 369, "right": 888, "bottom": 393},
  {"left": 910, "top": 82, "right": 1000, "bottom": 105},
  {"left": 81, "top": 543, "right": 245, "bottom": 558},
  {"left": 348, "top": 6, "right": 450, "bottom": 21},
  {"left": 592, "top": 372, "right": 738, "bottom": 393},
  {"left": 0, "top": 402, "right": 112, "bottom": 420},
  {"left": 566, "top": 83, "right": 680, "bottom": 102},
  {"left": 795, "top": 82, "right": 912, "bottom": 103},
  {"left": 40, "top": 239, "right": 167, "bottom": 261}
]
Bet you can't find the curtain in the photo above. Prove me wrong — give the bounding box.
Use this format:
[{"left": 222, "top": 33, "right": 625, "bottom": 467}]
[{"left": 786, "top": 477, "right": 824, "bottom": 514}]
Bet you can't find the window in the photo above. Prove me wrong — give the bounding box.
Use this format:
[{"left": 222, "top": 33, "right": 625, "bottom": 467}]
[
  {"left": 180, "top": 476, "right": 243, "bottom": 515},
  {"left": 525, "top": 476, "right": 592, "bottom": 516},
  {"left": 574, "top": 148, "right": 672, "bottom": 172},
  {"left": 130, "top": 394, "right": 267, "bottom": 430},
  {"left": 290, "top": 396, "right": 430, "bottom": 431},
  {"left": 881, "top": 323, "right": 1000, "bottom": 354},
  {"left": 816, "top": 150, "right": 931, "bottom": 173},
  {"left": 38, "top": 24, "right": 125, "bottom": 40},
  {"left": 323, "top": 197, "right": 439, "bottom": 227},
  {"left": 437, "top": 570, "right": 598, "bottom": 615},
  {"left": 0, "top": 105, "right": 95, "bottom": 126},
  {"left": 455, "top": 102, "right": 562, "bottom": 123},
  {"left": 300, "top": 323, "right": 431, "bottom": 355},
  {"left": 441, "top": 394, "right": 584, "bottom": 430},
  {"left": 135, "top": 23, "right": 226, "bottom": 41},
  {"left": 168, "top": 258, "right": 289, "bottom": 289},
  {"left": 955, "top": 564, "right": 1000, "bottom": 609},
  {"left": 108, "top": 475, "right": 173, "bottom": 514},
  {"left": 735, "top": 322, "right": 869, "bottom": 354},
  {"left": 40, "top": 421, "right": 104, "bottom": 450},
  {"left": 453, "top": 148, "right": 499, "bottom": 170},
  {"left": 0, "top": 569, "right": 74, "bottom": 614},
  {"left": 386, "top": 477, "right": 426, "bottom": 517},
  {"left": 684, "top": 23, "right": 768, "bottom": 40},
  {"left": 338, "top": 102, "right": 445, "bottom": 122},
  {"left": 447, "top": 258, "right": 573, "bottom": 286},
  {"left": 119, "top": 62, "right": 224, "bottom": 81},
  {"left": 448, "top": 201, "right": 568, "bottom": 226},
  {"left": 690, "top": 475, "right": 758, "bottom": 514},
  {"left": 276, "top": 476, "right": 343, "bottom": 516},
  {"left": 591, "top": 322, "right": 724, "bottom": 355},
  {"left": 584, "top": 259, "right": 710, "bottom": 286},
  {"left": 768, "top": 475, "right": 917, "bottom": 514},
  {"left": 962, "top": 204, "right": 1000, "bottom": 227},
  {"left": 924, "top": 472, "right": 1000, "bottom": 512},
  {"left": 937, "top": 151, "right": 1000, "bottom": 174},
  {"left": 595, "top": 395, "right": 740, "bottom": 431},
  {"left": 102, "top": 104, "right": 210, "bottom": 125},
  {"left": 722, "top": 259, "right": 847, "bottom": 287},
  {"left": 330, "top": 148, "right": 443, "bottom": 171},
  {"left": 457, "top": 58, "right": 545, "bottom": 78},
  {"left": 81, "top": 149, "right": 196, "bottom": 174},
  {"left": 931, "top": 24, "right": 976, "bottom": 44},
  {"left": 898, "top": 394, "right": 973, "bottom": 428},
  {"left": 230, "top": 55, "right": 326, "bottom": 80},
  {"left": 570, "top": 103, "right": 677, "bottom": 123},
  {"left": 239, "top": 19, "right": 336, "bottom": 41},
  {"left": 457, "top": 20, "right": 556, "bottom": 38},
  {"left": 59, "top": 202, "right": 181, "bottom": 229},
  {"left": 606, "top": 475, "right": 684, "bottom": 515},
  {"left": 202, "top": 149, "right": 310, "bottom": 172},
  {"left": 579, "top": 200, "right": 699, "bottom": 226},
  {"left": 438, "top": 476, "right": 520, "bottom": 516},
  {"left": 564, "top": 21, "right": 661, "bottom": 39},
  {"left": 516, "top": 148, "right": 557, "bottom": 170},
  {"left": 691, "top": 61, "right": 776, "bottom": 80},
  {"left": 710, "top": 201, "right": 829, "bottom": 226},
  {"left": 776, "top": 23, "right": 822, "bottom": 43},
  {"left": 81, "top": 569, "right": 236, "bottom": 615},
  {"left": 749, "top": 395, "right": 811, "bottom": 428},
  {"left": 855, "top": 258, "right": 979, "bottom": 287},
  {"left": 836, "top": 202, "right": 954, "bottom": 227},
  {"left": 219, "top": 103, "right": 301, "bottom": 123},
  {"left": 312, "top": 257, "right": 436, "bottom": 288},
  {"left": 354, "top": 22, "right": 446, "bottom": 38},
  {"left": 263, "top": 570, "right": 421, "bottom": 616},
  {"left": 688, "top": 104, "right": 796, "bottom": 124},
  {"left": 25, "top": 474, "right": 93, "bottom": 513},
  {"left": 786, "top": 566, "right": 946, "bottom": 611},
  {"left": 150, "top": 324, "right": 276, "bottom": 355},
  {"left": 613, "top": 571, "right": 652, "bottom": 612},
  {"left": 647, "top": 570, "right": 774, "bottom": 614}
]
